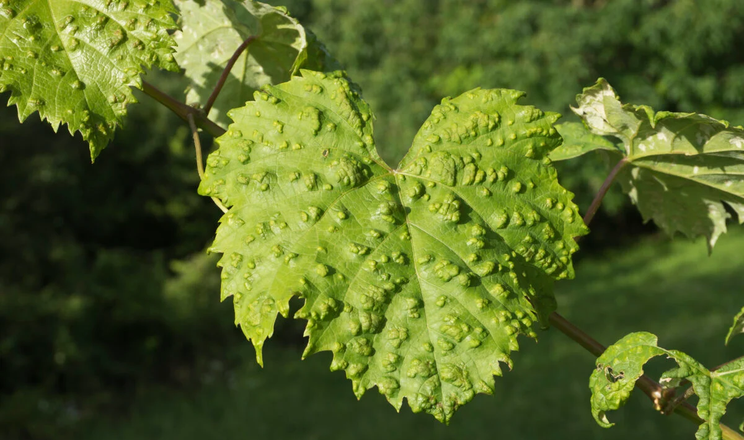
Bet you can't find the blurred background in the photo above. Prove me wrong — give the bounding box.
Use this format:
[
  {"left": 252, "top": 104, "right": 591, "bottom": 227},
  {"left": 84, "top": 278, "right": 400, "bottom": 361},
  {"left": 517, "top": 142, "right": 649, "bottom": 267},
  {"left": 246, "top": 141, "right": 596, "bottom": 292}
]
[{"left": 1, "top": 0, "right": 743, "bottom": 438}]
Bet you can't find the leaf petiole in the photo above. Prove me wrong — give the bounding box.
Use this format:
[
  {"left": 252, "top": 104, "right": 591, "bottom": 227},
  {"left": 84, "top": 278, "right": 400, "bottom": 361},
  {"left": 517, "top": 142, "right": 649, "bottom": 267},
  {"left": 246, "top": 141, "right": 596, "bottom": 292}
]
[
  {"left": 203, "top": 36, "right": 258, "bottom": 115},
  {"left": 582, "top": 157, "right": 629, "bottom": 228},
  {"left": 187, "top": 114, "right": 228, "bottom": 214}
]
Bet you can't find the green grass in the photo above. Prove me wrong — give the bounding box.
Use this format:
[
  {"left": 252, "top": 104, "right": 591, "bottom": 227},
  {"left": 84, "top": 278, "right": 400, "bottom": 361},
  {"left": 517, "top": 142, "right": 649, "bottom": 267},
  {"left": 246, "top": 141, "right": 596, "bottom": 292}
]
[{"left": 79, "top": 231, "right": 744, "bottom": 440}]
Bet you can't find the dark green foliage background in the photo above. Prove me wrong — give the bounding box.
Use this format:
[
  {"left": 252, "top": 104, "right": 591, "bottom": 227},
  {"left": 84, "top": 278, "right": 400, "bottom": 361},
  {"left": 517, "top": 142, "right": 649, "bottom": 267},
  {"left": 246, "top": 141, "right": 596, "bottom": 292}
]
[{"left": 2, "top": 0, "right": 744, "bottom": 438}]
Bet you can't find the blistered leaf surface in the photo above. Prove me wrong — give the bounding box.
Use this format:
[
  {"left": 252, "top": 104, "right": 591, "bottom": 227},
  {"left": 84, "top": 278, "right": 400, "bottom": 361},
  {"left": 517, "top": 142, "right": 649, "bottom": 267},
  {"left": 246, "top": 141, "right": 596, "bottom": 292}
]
[
  {"left": 198, "top": 70, "right": 587, "bottom": 422},
  {"left": 726, "top": 307, "right": 744, "bottom": 345},
  {"left": 0, "top": 0, "right": 178, "bottom": 160},
  {"left": 550, "top": 122, "right": 622, "bottom": 161},
  {"left": 591, "top": 332, "right": 744, "bottom": 440},
  {"left": 174, "top": 0, "right": 340, "bottom": 127},
  {"left": 571, "top": 79, "right": 744, "bottom": 251}
]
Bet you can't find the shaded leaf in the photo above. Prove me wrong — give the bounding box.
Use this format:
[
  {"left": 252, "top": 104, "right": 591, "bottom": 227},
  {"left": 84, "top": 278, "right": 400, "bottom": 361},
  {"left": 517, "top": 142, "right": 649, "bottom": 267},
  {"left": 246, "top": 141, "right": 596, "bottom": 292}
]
[
  {"left": 591, "top": 332, "right": 744, "bottom": 440},
  {"left": 573, "top": 79, "right": 744, "bottom": 251},
  {"left": 726, "top": 307, "right": 744, "bottom": 345},
  {"left": 174, "top": 0, "right": 339, "bottom": 127},
  {"left": 550, "top": 122, "right": 622, "bottom": 161},
  {"left": 199, "top": 71, "right": 587, "bottom": 422},
  {"left": 0, "top": 0, "right": 178, "bottom": 160}
]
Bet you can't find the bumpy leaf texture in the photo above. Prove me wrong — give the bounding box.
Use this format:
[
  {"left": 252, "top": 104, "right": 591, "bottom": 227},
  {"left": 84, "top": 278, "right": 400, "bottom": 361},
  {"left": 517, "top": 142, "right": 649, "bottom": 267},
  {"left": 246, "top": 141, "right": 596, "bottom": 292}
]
[
  {"left": 0, "top": 0, "right": 178, "bottom": 160},
  {"left": 199, "top": 70, "right": 587, "bottom": 422},
  {"left": 727, "top": 307, "right": 744, "bottom": 345},
  {"left": 591, "top": 332, "right": 744, "bottom": 440},
  {"left": 174, "top": 0, "right": 340, "bottom": 127},
  {"left": 553, "top": 79, "right": 744, "bottom": 251}
]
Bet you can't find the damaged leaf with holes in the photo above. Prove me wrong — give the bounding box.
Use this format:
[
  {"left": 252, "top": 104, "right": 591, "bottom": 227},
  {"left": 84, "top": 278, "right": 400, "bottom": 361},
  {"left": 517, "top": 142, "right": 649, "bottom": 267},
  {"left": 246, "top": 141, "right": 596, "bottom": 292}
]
[
  {"left": 590, "top": 332, "right": 744, "bottom": 440},
  {"left": 0, "top": 0, "right": 179, "bottom": 160},
  {"left": 174, "top": 0, "right": 341, "bottom": 127},
  {"left": 198, "top": 69, "right": 587, "bottom": 422},
  {"left": 565, "top": 78, "right": 744, "bottom": 251}
]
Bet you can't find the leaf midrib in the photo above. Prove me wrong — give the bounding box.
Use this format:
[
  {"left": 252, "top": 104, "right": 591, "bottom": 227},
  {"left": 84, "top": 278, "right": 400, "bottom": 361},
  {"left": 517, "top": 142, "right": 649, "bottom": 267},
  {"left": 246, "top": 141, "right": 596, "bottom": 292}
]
[{"left": 629, "top": 160, "right": 744, "bottom": 200}]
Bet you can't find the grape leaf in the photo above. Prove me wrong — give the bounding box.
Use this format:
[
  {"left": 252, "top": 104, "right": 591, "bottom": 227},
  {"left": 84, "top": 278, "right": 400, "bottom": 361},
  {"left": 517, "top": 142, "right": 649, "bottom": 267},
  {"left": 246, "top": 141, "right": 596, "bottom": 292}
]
[
  {"left": 174, "top": 0, "right": 340, "bottom": 127},
  {"left": 0, "top": 0, "right": 178, "bottom": 160},
  {"left": 571, "top": 79, "right": 744, "bottom": 251},
  {"left": 727, "top": 307, "right": 744, "bottom": 345},
  {"left": 590, "top": 332, "right": 744, "bottom": 440},
  {"left": 198, "top": 70, "right": 587, "bottom": 422},
  {"left": 550, "top": 122, "right": 622, "bottom": 161}
]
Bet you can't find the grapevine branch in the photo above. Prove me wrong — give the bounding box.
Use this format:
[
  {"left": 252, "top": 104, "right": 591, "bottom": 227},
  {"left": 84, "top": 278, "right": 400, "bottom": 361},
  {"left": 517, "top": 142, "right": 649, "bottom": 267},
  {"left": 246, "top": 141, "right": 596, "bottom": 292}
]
[
  {"left": 712, "top": 355, "right": 744, "bottom": 372},
  {"left": 141, "top": 81, "right": 226, "bottom": 138},
  {"left": 549, "top": 160, "right": 744, "bottom": 440},
  {"left": 204, "top": 36, "right": 258, "bottom": 115}
]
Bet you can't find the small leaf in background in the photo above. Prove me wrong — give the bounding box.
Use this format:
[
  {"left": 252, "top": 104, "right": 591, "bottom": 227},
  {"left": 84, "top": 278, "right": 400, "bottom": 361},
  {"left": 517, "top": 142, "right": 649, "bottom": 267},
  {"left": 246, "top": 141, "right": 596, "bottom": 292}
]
[
  {"left": 0, "top": 0, "right": 179, "bottom": 160},
  {"left": 590, "top": 332, "right": 744, "bottom": 440},
  {"left": 174, "top": 0, "right": 340, "bottom": 127},
  {"left": 726, "top": 307, "right": 744, "bottom": 345},
  {"left": 551, "top": 122, "right": 623, "bottom": 161},
  {"left": 198, "top": 71, "right": 588, "bottom": 422},
  {"left": 571, "top": 79, "right": 744, "bottom": 251}
]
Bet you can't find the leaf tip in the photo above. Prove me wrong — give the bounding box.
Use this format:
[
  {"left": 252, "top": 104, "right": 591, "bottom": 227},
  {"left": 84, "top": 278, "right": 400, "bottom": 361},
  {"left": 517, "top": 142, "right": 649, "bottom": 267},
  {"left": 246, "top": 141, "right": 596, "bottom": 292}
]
[{"left": 254, "top": 341, "right": 265, "bottom": 367}]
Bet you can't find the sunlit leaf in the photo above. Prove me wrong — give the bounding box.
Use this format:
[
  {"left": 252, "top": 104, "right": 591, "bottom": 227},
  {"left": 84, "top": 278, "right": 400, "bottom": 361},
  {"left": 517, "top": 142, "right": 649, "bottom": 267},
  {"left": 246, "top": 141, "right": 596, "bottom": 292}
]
[
  {"left": 572, "top": 79, "right": 744, "bottom": 251},
  {"left": 0, "top": 0, "right": 178, "bottom": 160},
  {"left": 199, "top": 71, "right": 587, "bottom": 421}
]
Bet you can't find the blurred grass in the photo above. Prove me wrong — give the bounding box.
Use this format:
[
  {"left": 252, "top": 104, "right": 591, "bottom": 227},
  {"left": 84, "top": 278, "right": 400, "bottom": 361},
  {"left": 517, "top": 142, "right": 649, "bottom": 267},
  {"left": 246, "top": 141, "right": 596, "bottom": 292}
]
[{"left": 78, "top": 231, "right": 744, "bottom": 440}]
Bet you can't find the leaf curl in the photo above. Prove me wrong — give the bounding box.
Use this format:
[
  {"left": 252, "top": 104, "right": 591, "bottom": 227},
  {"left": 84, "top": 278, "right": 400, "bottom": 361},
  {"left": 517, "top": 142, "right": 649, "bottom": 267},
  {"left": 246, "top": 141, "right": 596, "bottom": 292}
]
[
  {"left": 727, "top": 307, "right": 744, "bottom": 345},
  {"left": 590, "top": 332, "right": 744, "bottom": 440}
]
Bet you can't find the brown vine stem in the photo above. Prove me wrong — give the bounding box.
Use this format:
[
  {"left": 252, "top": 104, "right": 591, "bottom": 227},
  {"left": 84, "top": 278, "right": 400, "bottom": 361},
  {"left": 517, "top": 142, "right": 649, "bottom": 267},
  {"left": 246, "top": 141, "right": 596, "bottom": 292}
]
[
  {"left": 548, "top": 312, "right": 743, "bottom": 439},
  {"left": 203, "top": 36, "right": 257, "bottom": 115},
  {"left": 582, "top": 157, "right": 629, "bottom": 226},
  {"left": 141, "top": 80, "right": 226, "bottom": 138},
  {"left": 712, "top": 355, "right": 744, "bottom": 372},
  {"left": 187, "top": 114, "right": 227, "bottom": 214}
]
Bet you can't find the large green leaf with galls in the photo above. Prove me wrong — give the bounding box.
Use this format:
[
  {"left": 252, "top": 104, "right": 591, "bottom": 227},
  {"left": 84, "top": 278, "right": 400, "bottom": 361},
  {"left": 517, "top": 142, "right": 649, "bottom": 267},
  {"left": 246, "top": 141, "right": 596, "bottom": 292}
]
[
  {"left": 727, "top": 307, "right": 744, "bottom": 345},
  {"left": 174, "top": 0, "right": 340, "bottom": 127},
  {"left": 563, "top": 79, "right": 744, "bottom": 251},
  {"left": 0, "top": 0, "right": 178, "bottom": 160},
  {"left": 198, "top": 70, "right": 587, "bottom": 421},
  {"left": 591, "top": 332, "right": 744, "bottom": 440}
]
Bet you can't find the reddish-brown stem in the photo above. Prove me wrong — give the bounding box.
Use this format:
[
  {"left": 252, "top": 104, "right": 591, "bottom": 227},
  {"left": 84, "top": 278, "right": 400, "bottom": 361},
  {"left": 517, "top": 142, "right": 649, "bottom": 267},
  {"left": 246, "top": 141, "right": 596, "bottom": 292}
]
[
  {"left": 712, "top": 355, "right": 744, "bottom": 372},
  {"left": 141, "top": 80, "right": 226, "bottom": 138},
  {"left": 582, "top": 157, "right": 629, "bottom": 227},
  {"left": 203, "top": 36, "right": 258, "bottom": 115},
  {"left": 548, "top": 312, "right": 743, "bottom": 438}
]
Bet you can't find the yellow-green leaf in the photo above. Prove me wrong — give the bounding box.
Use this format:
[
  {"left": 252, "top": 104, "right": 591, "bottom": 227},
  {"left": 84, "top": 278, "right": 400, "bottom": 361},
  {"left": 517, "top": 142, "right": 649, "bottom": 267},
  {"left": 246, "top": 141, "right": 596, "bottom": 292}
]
[
  {"left": 0, "top": 0, "right": 178, "bottom": 160},
  {"left": 199, "top": 70, "right": 587, "bottom": 422}
]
